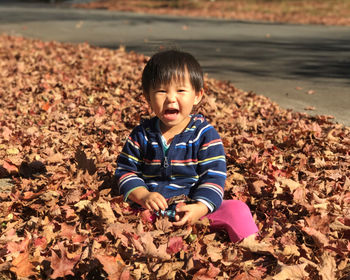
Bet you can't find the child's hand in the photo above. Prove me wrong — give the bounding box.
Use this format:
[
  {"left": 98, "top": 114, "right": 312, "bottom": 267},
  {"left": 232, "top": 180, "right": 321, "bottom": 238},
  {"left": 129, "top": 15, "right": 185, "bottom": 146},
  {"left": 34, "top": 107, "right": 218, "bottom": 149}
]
[
  {"left": 142, "top": 192, "right": 168, "bottom": 211},
  {"left": 172, "top": 201, "right": 209, "bottom": 226},
  {"left": 128, "top": 188, "right": 168, "bottom": 211}
]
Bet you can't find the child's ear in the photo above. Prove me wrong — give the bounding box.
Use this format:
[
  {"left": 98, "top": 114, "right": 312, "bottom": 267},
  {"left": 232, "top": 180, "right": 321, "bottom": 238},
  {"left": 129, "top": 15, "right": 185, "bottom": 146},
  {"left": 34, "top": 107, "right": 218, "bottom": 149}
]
[{"left": 194, "top": 88, "right": 204, "bottom": 106}]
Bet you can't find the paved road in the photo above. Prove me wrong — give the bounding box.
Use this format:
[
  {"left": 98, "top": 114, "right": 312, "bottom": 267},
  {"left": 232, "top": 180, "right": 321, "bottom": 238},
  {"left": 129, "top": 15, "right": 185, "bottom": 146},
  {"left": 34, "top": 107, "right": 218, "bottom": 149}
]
[{"left": 0, "top": 2, "right": 349, "bottom": 125}]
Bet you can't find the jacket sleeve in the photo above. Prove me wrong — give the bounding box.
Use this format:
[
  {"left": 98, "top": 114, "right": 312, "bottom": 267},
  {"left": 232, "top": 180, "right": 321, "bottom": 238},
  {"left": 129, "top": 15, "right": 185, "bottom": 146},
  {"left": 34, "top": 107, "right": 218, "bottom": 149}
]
[
  {"left": 114, "top": 126, "right": 148, "bottom": 200},
  {"left": 191, "top": 125, "right": 227, "bottom": 212}
]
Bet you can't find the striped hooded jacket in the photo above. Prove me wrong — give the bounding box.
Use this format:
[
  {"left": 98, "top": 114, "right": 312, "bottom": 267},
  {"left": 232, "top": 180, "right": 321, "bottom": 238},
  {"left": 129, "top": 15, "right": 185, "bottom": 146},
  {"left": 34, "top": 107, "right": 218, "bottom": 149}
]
[{"left": 115, "top": 114, "right": 227, "bottom": 212}]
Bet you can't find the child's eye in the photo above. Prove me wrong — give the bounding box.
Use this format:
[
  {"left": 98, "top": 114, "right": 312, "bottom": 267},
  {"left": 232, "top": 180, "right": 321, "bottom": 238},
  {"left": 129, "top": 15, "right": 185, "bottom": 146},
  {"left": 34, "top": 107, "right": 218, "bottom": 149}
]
[{"left": 156, "top": 90, "right": 167, "bottom": 94}]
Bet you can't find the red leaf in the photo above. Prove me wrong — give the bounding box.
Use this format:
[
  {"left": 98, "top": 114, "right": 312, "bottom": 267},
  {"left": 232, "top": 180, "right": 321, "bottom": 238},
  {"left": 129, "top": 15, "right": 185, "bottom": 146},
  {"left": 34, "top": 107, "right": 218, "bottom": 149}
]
[
  {"left": 141, "top": 209, "right": 156, "bottom": 223},
  {"left": 50, "top": 242, "right": 79, "bottom": 279},
  {"left": 96, "top": 106, "right": 106, "bottom": 116},
  {"left": 34, "top": 236, "right": 47, "bottom": 249},
  {"left": 7, "top": 237, "right": 30, "bottom": 254},
  {"left": 166, "top": 236, "right": 184, "bottom": 254}
]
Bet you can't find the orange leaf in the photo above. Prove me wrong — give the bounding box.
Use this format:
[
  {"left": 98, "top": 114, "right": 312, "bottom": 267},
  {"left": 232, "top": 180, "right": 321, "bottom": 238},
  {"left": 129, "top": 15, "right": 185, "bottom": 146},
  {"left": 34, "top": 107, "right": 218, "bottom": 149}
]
[
  {"left": 3, "top": 161, "right": 18, "bottom": 173},
  {"left": 42, "top": 102, "right": 51, "bottom": 112},
  {"left": 22, "top": 190, "right": 44, "bottom": 200},
  {"left": 193, "top": 263, "right": 220, "bottom": 280},
  {"left": 41, "top": 102, "right": 51, "bottom": 112},
  {"left": 96, "top": 254, "right": 130, "bottom": 280},
  {"left": 2, "top": 126, "right": 12, "bottom": 140},
  {"left": 10, "top": 251, "right": 35, "bottom": 277}
]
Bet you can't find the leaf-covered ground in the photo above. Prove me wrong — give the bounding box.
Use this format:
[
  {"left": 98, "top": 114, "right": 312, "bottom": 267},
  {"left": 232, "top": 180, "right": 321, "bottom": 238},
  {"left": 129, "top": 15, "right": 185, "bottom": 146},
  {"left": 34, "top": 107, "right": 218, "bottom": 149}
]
[
  {"left": 76, "top": 0, "right": 350, "bottom": 26},
  {"left": 0, "top": 34, "right": 349, "bottom": 279}
]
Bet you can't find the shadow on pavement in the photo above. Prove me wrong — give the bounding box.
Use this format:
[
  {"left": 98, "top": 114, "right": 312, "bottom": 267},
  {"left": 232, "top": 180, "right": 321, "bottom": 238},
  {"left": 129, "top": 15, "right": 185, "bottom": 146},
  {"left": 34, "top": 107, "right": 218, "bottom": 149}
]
[{"left": 101, "top": 37, "right": 350, "bottom": 84}]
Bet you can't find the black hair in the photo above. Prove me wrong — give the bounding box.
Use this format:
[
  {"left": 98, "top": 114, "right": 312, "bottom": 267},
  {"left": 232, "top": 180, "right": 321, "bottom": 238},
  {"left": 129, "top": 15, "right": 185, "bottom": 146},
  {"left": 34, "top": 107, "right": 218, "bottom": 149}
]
[{"left": 141, "top": 50, "right": 203, "bottom": 98}]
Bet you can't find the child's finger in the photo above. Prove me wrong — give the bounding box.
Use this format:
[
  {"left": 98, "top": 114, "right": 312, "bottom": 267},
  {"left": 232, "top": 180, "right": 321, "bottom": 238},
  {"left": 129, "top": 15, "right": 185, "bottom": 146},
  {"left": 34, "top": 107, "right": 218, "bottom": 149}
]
[
  {"left": 151, "top": 199, "right": 165, "bottom": 211},
  {"left": 153, "top": 193, "right": 167, "bottom": 210},
  {"left": 175, "top": 203, "right": 189, "bottom": 213},
  {"left": 153, "top": 197, "right": 167, "bottom": 210},
  {"left": 159, "top": 197, "right": 168, "bottom": 210},
  {"left": 173, "top": 213, "right": 190, "bottom": 226},
  {"left": 147, "top": 200, "right": 159, "bottom": 211}
]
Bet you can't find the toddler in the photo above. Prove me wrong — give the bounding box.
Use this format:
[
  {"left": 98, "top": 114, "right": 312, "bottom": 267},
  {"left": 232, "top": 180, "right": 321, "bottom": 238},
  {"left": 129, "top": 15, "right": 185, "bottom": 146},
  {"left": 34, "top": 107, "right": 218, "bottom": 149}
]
[{"left": 115, "top": 50, "right": 258, "bottom": 242}]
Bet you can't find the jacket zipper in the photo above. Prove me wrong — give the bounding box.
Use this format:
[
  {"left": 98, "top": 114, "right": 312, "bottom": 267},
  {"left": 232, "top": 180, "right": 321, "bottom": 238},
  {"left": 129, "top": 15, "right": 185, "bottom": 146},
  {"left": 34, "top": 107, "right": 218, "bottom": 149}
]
[{"left": 163, "top": 156, "right": 169, "bottom": 168}]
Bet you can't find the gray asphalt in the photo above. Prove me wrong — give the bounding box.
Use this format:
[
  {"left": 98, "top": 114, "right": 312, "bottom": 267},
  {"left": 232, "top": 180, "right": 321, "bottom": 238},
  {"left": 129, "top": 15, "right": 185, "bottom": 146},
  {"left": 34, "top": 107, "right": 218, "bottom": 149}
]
[{"left": 0, "top": 2, "right": 349, "bottom": 126}]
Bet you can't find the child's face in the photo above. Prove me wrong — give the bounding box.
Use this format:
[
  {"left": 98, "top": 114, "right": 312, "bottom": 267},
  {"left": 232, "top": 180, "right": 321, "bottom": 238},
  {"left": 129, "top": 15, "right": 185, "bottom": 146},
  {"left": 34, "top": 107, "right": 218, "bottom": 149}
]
[{"left": 147, "top": 70, "right": 203, "bottom": 134}]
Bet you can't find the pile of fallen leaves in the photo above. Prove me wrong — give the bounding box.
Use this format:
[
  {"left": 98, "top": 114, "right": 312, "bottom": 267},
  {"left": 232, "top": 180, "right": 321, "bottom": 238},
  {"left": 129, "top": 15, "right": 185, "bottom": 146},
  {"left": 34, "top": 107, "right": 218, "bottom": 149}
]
[
  {"left": 0, "top": 34, "right": 349, "bottom": 279},
  {"left": 76, "top": 0, "right": 350, "bottom": 26}
]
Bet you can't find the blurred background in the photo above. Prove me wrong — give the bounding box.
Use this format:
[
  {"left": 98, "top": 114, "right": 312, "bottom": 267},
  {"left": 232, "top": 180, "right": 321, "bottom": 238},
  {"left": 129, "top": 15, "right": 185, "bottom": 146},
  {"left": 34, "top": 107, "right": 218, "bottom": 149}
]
[{"left": 2, "top": 0, "right": 350, "bottom": 27}]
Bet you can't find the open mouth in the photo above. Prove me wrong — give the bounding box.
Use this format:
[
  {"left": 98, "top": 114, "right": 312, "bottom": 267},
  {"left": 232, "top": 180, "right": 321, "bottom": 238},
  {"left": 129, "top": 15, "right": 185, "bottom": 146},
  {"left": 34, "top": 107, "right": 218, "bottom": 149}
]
[{"left": 163, "top": 109, "right": 179, "bottom": 121}]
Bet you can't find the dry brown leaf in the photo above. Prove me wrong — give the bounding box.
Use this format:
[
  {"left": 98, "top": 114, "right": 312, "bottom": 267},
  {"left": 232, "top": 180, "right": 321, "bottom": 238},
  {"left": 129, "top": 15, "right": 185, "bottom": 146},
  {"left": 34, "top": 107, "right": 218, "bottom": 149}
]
[
  {"left": 155, "top": 216, "right": 173, "bottom": 232},
  {"left": 281, "top": 244, "right": 300, "bottom": 257},
  {"left": 319, "top": 252, "right": 336, "bottom": 280},
  {"left": 239, "top": 234, "right": 275, "bottom": 256},
  {"left": 271, "top": 262, "right": 309, "bottom": 280},
  {"left": 302, "top": 226, "right": 330, "bottom": 247},
  {"left": 157, "top": 261, "right": 184, "bottom": 279},
  {"left": 206, "top": 243, "right": 223, "bottom": 262},
  {"left": 277, "top": 178, "right": 300, "bottom": 192},
  {"left": 139, "top": 232, "right": 171, "bottom": 260},
  {"left": 96, "top": 201, "right": 117, "bottom": 224}
]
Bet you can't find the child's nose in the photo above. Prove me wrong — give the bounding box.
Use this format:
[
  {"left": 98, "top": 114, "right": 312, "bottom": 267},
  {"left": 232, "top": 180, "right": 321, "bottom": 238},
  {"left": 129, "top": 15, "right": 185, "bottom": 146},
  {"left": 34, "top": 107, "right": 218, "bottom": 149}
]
[{"left": 166, "top": 91, "right": 177, "bottom": 102}]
